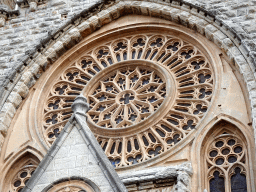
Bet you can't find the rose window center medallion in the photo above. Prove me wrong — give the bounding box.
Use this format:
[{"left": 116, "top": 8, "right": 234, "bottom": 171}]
[
  {"left": 42, "top": 32, "right": 214, "bottom": 167},
  {"left": 85, "top": 64, "right": 168, "bottom": 129}
]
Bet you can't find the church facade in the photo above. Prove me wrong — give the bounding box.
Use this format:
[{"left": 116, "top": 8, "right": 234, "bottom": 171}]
[{"left": 0, "top": 0, "right": 255, "bottom": 191}]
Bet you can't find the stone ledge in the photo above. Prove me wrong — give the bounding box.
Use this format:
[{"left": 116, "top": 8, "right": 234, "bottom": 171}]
[{"left": 119, "top": 162, "right": 192, "bottom": 192}]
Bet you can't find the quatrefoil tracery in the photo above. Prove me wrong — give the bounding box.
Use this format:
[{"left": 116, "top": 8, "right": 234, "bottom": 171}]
[{"left": 43, "top": 33, "right": 214, "bottom": 167}]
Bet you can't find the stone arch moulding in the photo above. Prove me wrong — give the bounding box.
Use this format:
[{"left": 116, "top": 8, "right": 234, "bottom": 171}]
[
  {"left": 42, "top": 177, "right": 101, "bottom": 192},
  {"left": 191, "top": 114, "right": 256, "bottom": 192},
  {"left": 1, "top": 0, "right": 255, "bottom": 155}
]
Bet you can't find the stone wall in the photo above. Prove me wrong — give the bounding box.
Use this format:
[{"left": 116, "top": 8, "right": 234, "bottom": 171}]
[{"left": 0, "top": 0, "right": 99, "bottom": 81}]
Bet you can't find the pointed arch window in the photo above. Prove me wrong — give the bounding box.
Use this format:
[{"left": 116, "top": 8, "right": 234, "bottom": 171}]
[
  {"left": 3, "top": 153, "right": 39, "bottom": 192},
  {"left": 205, "top": 122, "right": 249, "bottom": 192}
]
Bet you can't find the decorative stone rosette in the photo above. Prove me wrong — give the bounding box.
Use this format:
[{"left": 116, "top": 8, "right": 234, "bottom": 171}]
[{"left": 42, "top": 33, "right": 214, "bottom": 167}]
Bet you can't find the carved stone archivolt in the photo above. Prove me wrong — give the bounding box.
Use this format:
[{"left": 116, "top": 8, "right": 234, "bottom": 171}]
[{"left": 42, "top": 33, "right": 214, "bottom": 167}]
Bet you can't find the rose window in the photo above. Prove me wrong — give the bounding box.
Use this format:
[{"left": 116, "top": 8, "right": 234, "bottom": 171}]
[
  {"left": 86, "top": 65, "right": 167, "bottom": 128},
  {"left": 42, "top": 33, "right": 214, "bottom": 167}
]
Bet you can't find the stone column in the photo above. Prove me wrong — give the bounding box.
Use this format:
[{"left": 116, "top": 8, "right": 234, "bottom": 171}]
[{"left": 0, "top": 13, "right": 7, "bottom": 27}]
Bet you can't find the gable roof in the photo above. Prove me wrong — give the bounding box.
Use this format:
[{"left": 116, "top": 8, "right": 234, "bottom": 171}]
[{"left": 22, "top": 95, "right": 127, "bottom": 192}]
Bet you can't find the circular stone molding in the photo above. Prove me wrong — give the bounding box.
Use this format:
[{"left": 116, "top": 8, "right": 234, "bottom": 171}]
[
  {"left": 83, "top": 60, "right": 173, "bottom": 133},
  {"left": 39, "top": 30, "right": 214, "bottom": 167}
]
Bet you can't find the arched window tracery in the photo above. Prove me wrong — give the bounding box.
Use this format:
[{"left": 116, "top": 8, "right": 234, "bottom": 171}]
[
  {"left": 3, "top": 153, "right": 39, "bottom": 192},
  {"left": 204, "top": 122, "right": 249, "bottom": 192}
]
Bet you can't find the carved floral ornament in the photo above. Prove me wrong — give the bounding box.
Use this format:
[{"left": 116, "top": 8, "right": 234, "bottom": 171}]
[{"left": 41, "top": 32, "right": 214, "bottom": 167}]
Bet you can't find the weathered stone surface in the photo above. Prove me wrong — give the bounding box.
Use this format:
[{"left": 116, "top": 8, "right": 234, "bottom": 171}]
[{"left": 6, "top": 92, "right": 22, "bottom": 108}]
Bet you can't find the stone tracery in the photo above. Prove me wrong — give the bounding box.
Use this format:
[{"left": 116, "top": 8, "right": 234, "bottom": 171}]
[
  {"left": 42, "top": 33, "right": 214, "bottom": 167},
  {"left": 205, "top": 124, "right": 248, "bottom": 192},
  {"left": 11, "top": 163, "right": 37, "bottom": 192}
]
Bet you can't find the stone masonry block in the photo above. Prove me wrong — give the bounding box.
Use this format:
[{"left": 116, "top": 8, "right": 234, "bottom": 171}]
[
  {"left": 179, "top": 11, "right": 191, "bottom": 27},
  {"left": 0, "top": 120, "right": 8, "bottom": 136},
  {"left": 1, "top": 102, "right": 16, "bottom": 118},
  {"left": 36, "top": 171, "right": 56, "bottom": 185},
  {"left": 222, "top": 38, "right": 235, "bottom": 53},
  {"left": 87, "top": 16, "right": 100, "bottom": 31},
  {"left": 247, "top": 81, "right": 256, "bottom": 91},
  {"left": 69, "top": 143, "right": 87, "bottom": 156},
  {"left": 13, "top": 82, "right": 29, "bottom": 98},
  {"left": 194, "top": 19, "right": 208, "bottom": 36},
  {"left": 107, "top": 4, "right": 122, "bottom": 20},
  {"left": 52, "top": 41, "right": 65, "bottom": 56},
  {"left": 45, "top": 47, "right": 58, "bottom": 63},
  {"left": 98, "top": 10, "right": 112, "bottom": 26},
  {"left": 0, "top": 112, "right": 12, "bottom": 128},
  {"left": 139, "top": 1, "right": 150, "bottom": 16},
  {"left": 161, "top": 6, "right": 172, "bottom": 20},
  {"left": 54, "top": 145, "right": 71, "bottom": 159},
  {"left": 54, "top": 156, "right": 76, "bottom": 170},
  {"left": 7, "top": 91, "right": 22, "bottom": 108},
  {"left": 0, "top": 132, "right": 4, "bottom": 145},
  {"left": 148, "top": 3, "right": 162, "bottom": 17},
  {"left": 28, "top": 62, "right": 40, "bottom": 76},
  {"left": 213, "top": 30, "right": 227, "bottom": 48},
  {"left": 60, "top": 34, "right": 73, "bottom": 49},
  {"left": 68, "top": 167, "right": 83, "bottom": 177},
  {"left": 169, "top": 8, "right": 182, "bottom": 23},
  {"left": 56, "top": 169, "right": 69, "bottom": 178},
  {"left": 205, "top": 24, "right": 218, "bottom": 41},
  {"left": 76, "top": 155, "right": 88, "bottom": 167},
  {"left": 77, "top": 21, "right": 92, "bottom": 38},
  {"left": 227, "top": 47, "right": 242, "bottom": 63},
  {"left": 20, "top": 71, "right": 35, "bottom": 88},
  {"left": 68, "top": 28, "right": 82, "bottom": 42},
  {"left": 35, "top": 54, "right": 49, "bottom": 68}
]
